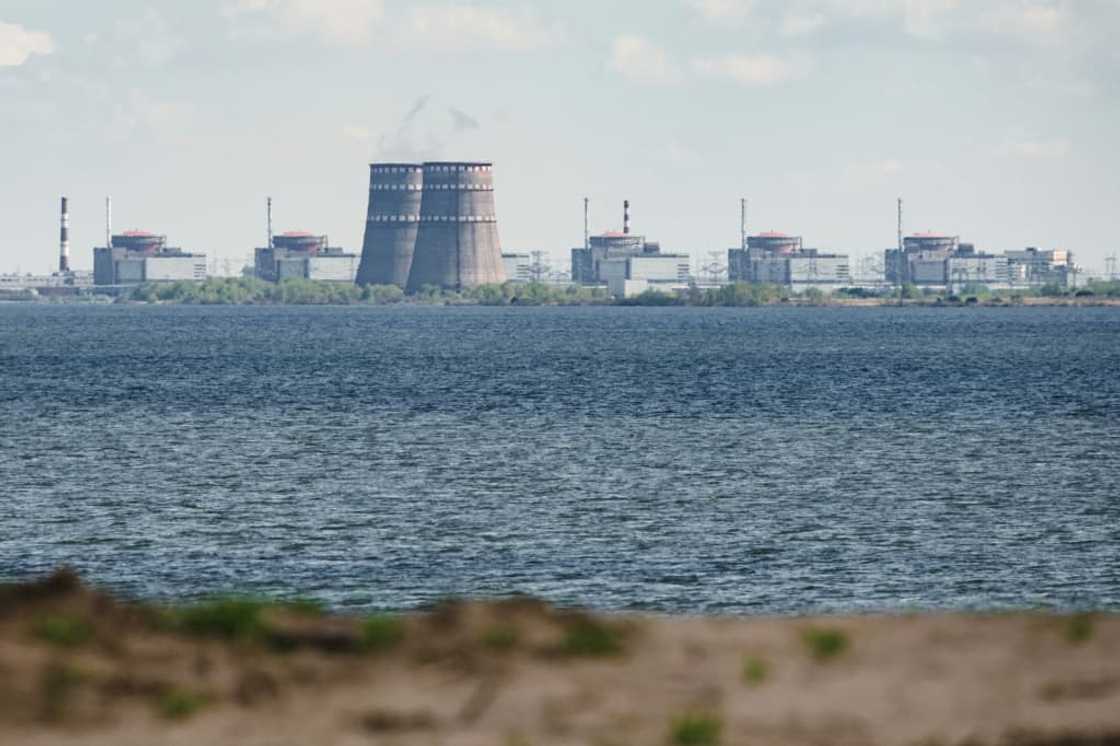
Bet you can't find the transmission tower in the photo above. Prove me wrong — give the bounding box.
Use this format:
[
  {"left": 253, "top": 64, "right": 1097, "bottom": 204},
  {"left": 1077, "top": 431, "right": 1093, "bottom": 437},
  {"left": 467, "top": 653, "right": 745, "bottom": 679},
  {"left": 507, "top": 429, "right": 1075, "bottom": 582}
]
[{"left": 529, "top": 250, "right": 551, "bottom": 283}]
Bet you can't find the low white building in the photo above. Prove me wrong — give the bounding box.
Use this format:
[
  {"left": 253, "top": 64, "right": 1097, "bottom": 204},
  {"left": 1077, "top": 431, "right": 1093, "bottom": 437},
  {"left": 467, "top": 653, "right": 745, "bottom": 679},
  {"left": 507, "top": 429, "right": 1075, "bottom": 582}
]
[{"left": 502, "top": 253, "right": 532, "bottom": 282}]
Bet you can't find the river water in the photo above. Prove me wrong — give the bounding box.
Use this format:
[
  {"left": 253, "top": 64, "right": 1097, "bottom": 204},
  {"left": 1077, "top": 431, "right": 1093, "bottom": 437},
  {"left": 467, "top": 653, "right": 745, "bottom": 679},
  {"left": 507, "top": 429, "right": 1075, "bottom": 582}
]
[{"left": 1, "top": 304, "right": 1118, "bottom": 613}]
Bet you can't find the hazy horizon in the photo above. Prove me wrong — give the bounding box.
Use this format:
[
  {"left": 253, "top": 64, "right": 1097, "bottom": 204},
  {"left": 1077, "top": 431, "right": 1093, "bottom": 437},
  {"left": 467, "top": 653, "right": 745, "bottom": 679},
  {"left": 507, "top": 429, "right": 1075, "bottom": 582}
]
[{"left": 2, "top": 0, "right": 1118, "bottom": 275}]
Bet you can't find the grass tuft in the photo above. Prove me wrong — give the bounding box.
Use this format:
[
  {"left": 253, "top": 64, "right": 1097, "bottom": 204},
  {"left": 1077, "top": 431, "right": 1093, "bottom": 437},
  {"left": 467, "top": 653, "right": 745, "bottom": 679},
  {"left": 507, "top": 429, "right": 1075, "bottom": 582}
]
[
  {"left": 741, "top": 656, "right": 769, "bottom": 686},
  {"left": 158, "top": 688, "right": 208, "bottom": 720},
  {"left": 34, "top": 614, "right": 93, "bottom": 648},
  {"left": 361, "top": 615, "right": 405, "bottom": 653},
  {"left": 802, "top": 627, "right": 849, "bottom": 662},
  {"left": 670, "top": 712, "right": 722, "bottom": 746},
  {"left": 177, "top": 598, "right": 269, "bottom": 641},
  {"left": 559, "top": 617, "right": 624, "bottom": 657},
  {"left": 482, "top": 624, "right": 519, "bottom": 651},
  {"left": 1066, "top": 614, "right": 1094, "bottom": 645}
]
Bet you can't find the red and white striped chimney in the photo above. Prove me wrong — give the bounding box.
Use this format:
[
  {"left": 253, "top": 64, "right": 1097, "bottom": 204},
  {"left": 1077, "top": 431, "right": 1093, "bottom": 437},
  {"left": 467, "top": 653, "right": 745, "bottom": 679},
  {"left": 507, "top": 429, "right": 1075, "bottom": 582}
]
[{"left": 59, "top": 196, "right": 70, "bottom": 273}]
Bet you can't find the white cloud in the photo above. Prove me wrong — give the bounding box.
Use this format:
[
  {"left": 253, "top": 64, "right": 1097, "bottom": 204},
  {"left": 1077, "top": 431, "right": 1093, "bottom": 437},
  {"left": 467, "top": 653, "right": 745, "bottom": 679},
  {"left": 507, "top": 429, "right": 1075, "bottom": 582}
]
[
  {"left": 0, "top": 21, "right": 55, "bottom": 67},
  {"left": 997, "top": 137, "right": 1071, "bottom": 159},
  {"left": 687, "top": 0, "right": 755, "bottom": 23},
  {"left": 610, "top": 35, "right": 682, "bottom": 85},
  {"left": 225, "top": 0, "right": 385, "bottom": 45},
  {"left": 692, "top": 52, "right": 810, "bottom": 86},
  {"left": 407, "top": 5, "right": 562, "bottom": 52}
]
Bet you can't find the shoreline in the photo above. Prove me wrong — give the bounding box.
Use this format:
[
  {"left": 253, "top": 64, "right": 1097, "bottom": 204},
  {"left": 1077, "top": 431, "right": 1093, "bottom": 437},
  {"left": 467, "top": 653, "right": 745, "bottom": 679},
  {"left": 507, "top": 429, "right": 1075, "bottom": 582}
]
[
  {"left": 4, "top": 570, "right": 1117, "bottom": 745},
  {"left": 3, "top": 295, "right": 1120, "bottom": 309}
]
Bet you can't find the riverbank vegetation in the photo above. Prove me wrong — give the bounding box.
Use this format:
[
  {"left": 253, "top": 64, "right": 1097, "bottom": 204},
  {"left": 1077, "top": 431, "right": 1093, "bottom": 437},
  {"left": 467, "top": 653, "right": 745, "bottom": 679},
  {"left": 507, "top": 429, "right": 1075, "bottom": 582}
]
[{"left": 88, "top": 276, "right": 1120, "bottom": 307}]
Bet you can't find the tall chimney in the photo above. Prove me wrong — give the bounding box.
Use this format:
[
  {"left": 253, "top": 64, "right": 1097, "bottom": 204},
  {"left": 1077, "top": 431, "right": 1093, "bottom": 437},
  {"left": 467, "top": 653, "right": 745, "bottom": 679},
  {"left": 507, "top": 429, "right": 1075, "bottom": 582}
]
[
  {"left": 623, "top": 200, "right": 630, "bottom": 235},
  {"left": 59, "top": 196, "right": 70, "bottom": 273},
  {"left": 105, "top": 196, "right": 113, "bottom": 250},
  {"left": 740, "top": 197, "right": 747, "bottom": 250},
  {"left": 267, "top": 196, "right": 273, "bottom": 249},
  {"left": 583, "top": 197, "right": 589, "bottom": 250}
]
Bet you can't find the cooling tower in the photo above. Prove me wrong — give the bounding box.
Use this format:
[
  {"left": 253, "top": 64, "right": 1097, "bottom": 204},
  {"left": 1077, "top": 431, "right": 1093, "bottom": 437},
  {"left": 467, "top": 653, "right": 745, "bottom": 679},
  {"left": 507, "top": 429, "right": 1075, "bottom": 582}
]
[
  {"left": 406, "top": 162, "right": 505, "bottom": 292},
  {"left": 356, "top": 163, "right": 423, "bottom": 287}
]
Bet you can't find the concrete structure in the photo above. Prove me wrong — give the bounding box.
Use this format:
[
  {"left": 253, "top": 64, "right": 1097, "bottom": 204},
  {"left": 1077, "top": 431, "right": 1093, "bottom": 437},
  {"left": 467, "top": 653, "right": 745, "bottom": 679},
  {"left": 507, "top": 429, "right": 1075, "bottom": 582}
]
[
  {"left": 93, "top": 231, "right": 206, "bottom": 286},
  {"left": 1005, "top": 247, "right": 1078, "bottom": 288},
  {"left": 886, "top": 235, "right": 1019, "bottom": 289},
  {"left": 255, "top": 232, "right": 358, "bottom": 283},
  {"left": 59, "top": 197, "right": 70, "bottom": 273},
  {"left": 599, "top": 254, "right": 690, "bottom": 284},
  {"left": 728, "top": 232, "right": 850, "bottom": 289},
  {"left": 885, "top": 234, "right": 959, "bottom": 285},
  {"left": 502, "top": 253, "right": 532, "bottom": 282},
  {"left": 571, "top": 201, "right": 692, "bottom": 288},
  {"left": 406, "top": 162, "right": 506, "bottom": 292},
  {"left": 357, "top": 163, "right": 424, "bottom": 287}
]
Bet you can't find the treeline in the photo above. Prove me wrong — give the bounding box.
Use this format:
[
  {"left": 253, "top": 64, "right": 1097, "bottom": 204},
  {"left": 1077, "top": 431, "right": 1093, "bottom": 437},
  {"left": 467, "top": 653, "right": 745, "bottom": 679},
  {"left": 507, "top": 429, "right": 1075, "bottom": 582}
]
[
  {"left": 127, "top": 278, "right": 611, "bottom": 306},
  {"left": 124, "top": 277, "right": 1120, "bottom": 307}
]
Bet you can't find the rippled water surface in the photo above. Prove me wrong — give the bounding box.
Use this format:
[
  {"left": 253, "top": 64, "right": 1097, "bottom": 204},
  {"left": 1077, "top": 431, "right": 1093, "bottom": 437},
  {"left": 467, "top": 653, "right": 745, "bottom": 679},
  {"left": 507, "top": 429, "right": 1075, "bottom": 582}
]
[{"left": 1, "top": 304, "right": 1118, "bottom": 613}]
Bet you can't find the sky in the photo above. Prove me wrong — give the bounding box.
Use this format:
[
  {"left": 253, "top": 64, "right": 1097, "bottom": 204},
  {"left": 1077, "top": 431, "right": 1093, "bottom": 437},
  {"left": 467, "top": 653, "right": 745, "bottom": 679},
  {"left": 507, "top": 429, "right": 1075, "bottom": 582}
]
[{"left": 1, "top": 0, "right": 1118, "bottom": 275}]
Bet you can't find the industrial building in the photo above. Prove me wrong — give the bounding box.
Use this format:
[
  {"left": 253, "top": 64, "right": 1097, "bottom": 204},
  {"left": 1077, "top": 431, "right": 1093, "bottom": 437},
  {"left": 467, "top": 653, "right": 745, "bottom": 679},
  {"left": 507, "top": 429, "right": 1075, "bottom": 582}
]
[
  {"left": 885, "top": 234, "right": 1013, "bottom": 289},
  {"left": 254, "top": 232, "right": 358, "bottom": 283},
  {"left": 93, "top": 231, "right": 206, "bottom": 286},
  {"left": 1004, "top": 247, "right": 1078, "bottom": 287},
  {"left": 728, "top": 232, "right": 851, "bottom": 290},
  {"left": 502, "top": 253, "right": 532, "bottom": 282},
  {"left": 571, "top": 200, "right": 691, "bottom": 297}
]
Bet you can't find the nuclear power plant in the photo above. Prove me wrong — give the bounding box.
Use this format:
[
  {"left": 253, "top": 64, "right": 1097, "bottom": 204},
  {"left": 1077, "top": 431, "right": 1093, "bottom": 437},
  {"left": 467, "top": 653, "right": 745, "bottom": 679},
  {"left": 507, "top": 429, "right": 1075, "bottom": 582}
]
[
  {"left": 357, "top": 161, "right": 506, "bottom": 291},
  {"left": 356, "top": 164, "right": 423, "bottom": 287}
]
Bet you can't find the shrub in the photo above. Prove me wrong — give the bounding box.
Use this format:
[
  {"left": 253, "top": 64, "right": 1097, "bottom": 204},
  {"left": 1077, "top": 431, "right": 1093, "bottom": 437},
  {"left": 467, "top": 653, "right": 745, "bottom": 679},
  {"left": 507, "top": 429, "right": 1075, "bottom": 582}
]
[
  {"left": 34, "top": 614, "right": 93, "bottom": 647},
  {"left": 559, "top": 617, "right": 623, "bottom": 657},
  {"left": 158, "top": 689, "right": 207, "bottom": 720},
  {"left": 482, "top": 624, "right": 519, "bottom": 651},
  {"left": 362, "top": 615, "right": 405, "bottom": 652},
  {"left": 741, "top": 656, "right": 768, "bottom": 686},
  {"left": 670, "top": 712, "right": 722, "bottom": 746},
  {"left": 177, "top": 598, "right": 268, "bottom": 641},
  {"left": 802, "top": 627, "right": 849, "bottom": 661}
]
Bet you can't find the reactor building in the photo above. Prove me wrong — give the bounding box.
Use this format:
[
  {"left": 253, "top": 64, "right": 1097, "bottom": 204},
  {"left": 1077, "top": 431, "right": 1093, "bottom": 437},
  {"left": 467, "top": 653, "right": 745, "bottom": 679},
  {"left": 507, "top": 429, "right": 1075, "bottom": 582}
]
[
  {"left": 885, "top": 234, "right": 1012, "bottom": 289},
  {"left": 570, "top": 200, "right": 691, "bottom": 292},
  {"left": 254, "top": 232, "right": 358, "bottom": 283},
  {"left": 94, "top": 230, "right": 206, "bottom": 286},
  {"left": 728, "top": 231, "right": 851, "bottom": 290},
  {"left": 356, "top": 161, "right": 506, "bottom": 291}
]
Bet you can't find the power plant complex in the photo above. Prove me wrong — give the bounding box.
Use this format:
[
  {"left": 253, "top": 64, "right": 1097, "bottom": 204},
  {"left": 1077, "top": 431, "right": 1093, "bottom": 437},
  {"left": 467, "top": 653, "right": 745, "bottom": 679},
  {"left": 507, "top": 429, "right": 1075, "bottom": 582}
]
[
  {"left": 5, "top": 175, "right": 1099, "bottom": 298},
  {"left": 358, "top": 161, "right": 506, "bottom": 291}
]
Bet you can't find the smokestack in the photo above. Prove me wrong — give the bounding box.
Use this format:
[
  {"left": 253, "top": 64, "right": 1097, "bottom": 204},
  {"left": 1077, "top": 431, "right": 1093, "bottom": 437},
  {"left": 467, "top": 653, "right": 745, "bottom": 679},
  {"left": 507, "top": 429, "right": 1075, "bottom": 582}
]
[
  {"left": 740, "top": 198, "right": 747, "bottom": 250},
  {"left": 897, "top": 197, "right": 903, "bottom": 253},
  {"left": 267, "top": 197, "right": 273, "bottom": 249},
  {"left": 623, "top": 200, "right": 630, "bottom": 235},
  {"left": 59, "top": 196, "right": 70, "bottom": 273},
  {"left": 583, "top": 197, "right": 589, "bottom": 251},
  {"left": 105, "top": 196, "right": 113, "bottom": 250}
]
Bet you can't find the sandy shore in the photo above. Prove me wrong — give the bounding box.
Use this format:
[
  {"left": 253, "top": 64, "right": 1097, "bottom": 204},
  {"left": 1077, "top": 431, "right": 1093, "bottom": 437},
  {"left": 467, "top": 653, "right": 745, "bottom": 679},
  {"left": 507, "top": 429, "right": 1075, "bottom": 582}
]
[{"left": 2, "top": 570, "right": 1117, "bottom": 746}]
